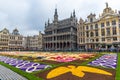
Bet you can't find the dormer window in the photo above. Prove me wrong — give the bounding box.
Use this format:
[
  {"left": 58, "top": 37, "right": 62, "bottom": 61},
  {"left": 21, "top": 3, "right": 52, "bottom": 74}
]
[{"left": 90, "top": 18, "right": 93, "bottom": 22}]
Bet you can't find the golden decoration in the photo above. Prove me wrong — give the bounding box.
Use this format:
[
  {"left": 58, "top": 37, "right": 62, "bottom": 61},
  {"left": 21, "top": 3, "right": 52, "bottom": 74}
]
[{"left": 47, "top": 65, "right": 112, "bottom": 79}]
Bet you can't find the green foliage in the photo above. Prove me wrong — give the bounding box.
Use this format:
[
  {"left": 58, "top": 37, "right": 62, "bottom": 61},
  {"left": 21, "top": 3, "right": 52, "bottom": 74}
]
[{"left": 115, "top": 53, "right": 120, "bottom": 80}]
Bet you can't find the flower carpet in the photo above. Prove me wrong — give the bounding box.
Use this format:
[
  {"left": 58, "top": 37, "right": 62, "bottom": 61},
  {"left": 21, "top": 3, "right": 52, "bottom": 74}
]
[
  {"left": 45, "top": 53, "right": 96, "bottom": 62},
  {"left": 0, "top": 52, "right": 118, "bottom": 80},
  {"left": 0, "top": 56, "right": 51, "bottom": 73},
  {"left": 88, "top": 54, "right": 117, "bottom": 69},
  {"left": 0, "top": 52, "right": 96, "bottom": 62}
]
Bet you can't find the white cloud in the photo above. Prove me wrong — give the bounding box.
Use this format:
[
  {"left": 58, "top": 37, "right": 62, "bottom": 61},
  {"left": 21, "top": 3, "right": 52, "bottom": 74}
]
[{"left": 0, "top": 0, "right": 120, "bottom": 36}]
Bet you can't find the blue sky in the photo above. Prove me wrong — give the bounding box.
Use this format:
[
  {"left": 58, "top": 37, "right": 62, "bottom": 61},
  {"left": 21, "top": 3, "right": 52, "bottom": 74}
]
[{"left": 0, "top": 0, "right": 119, "bottom": 36}]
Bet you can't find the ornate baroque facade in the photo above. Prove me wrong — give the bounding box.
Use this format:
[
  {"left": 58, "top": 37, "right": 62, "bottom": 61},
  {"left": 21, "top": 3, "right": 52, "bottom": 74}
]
[
  {"left": 25, "top": 31, "right": 43, "bottom": 51},
  {"left": 77, "top": 3, "right": 120, "bottom": 49},
  {"left": 0, "top": 28, "right": 43, "bottom": 51},
  {"left": 44, "top": 9, "right": 77, "bottom": 51},
  {"left": 0, "top": 28, "right": 9, "bottom": 50},
  {"left": 9, "top": 28, "right": 23, "bottom": 50}
]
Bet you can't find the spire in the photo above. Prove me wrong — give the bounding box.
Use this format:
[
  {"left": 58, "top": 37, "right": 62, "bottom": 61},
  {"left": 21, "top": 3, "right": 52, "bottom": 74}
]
[
  {"left": 45, "top": 22, "right": 47, "bottom": 28},
  {"left": 106, "top": 2, "right": 108, "bottom": 8},
  {"left": 70, "top": 13, "right": 73, "bottom": 21},
  {"left": 13, "top": 28, "right": 19, "bottom": 35},
  {"left": 70, "top": 13, "right": 73, "bottom": 18},
  {"left": 73, "top": 9, "right": 76, "bottom": 18},
  {"left": 45, "top": 22, "right": 46, "bottom": 26},
  {"left": 55, "top": 4, "right": 57, "bottom": 15},
  {"left": 54, "top": 8, "right": 58, "bottom": 22},
  {"left": 55, "top": 8, "right": 58, "bottom": 16},
  {"left": 48, "top": 18, "right": 50, "bottom": 25}
]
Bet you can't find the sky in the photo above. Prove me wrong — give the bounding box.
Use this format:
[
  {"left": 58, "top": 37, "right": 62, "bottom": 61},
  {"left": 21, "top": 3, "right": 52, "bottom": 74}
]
[{"left": 0, "top": 0, "right": 119, "bottom": 36}]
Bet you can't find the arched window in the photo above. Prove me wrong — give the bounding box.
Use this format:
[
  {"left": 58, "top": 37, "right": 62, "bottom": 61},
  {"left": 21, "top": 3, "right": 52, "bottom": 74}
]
[
  {"left": 90, "top": 25, "right": 93, "bottom": 29},
  {"left": 90, "top": 18, "right": 93, "bottom": 22},
  {"left": 95, "top": 24, "right": 98, "bottom": 29},
  {"left": 86, "top": 31, "right": 89, "bottom": 37},
  {"left": 90, "top": 32, "right": 94, "bottom": 37},
  {"left": 86, "top": 25, "right": 88, "bottom": 30}
]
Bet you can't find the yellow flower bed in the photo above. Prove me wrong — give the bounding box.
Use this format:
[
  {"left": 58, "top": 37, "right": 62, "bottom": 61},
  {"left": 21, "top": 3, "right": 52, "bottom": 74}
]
[{"left": 47, "top": 65, "right": 112, "bottom": 79}]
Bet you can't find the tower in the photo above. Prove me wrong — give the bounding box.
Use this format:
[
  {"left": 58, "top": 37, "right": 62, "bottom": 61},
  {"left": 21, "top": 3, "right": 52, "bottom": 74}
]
[
  {"left": 12, "top": 28, "right": 19, "bottom": 35},
  {"left": 54, "top": 8, "right": 58, "bottom": 23},
  {"left": 45, "top": 22, "right": 47, "bottom": 28},
  {"left": 70, "top": 13, "right": 73, "bottom": 21},
  {"left": 73, "top": 10, "right": 76, "bottom": 18},
  {"left": 106, "top": 2, "right": 108, "bottom": 8},
  {"left": 48, "top": 18, "right": 50, "bottom": 26}
]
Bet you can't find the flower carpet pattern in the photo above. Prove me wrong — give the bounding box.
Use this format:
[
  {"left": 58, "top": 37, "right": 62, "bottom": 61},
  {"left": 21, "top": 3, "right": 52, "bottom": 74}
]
[
  {"left": 0, "top": 56, "right": 51, "bottom": 73},
  {"left": 47, "top": 54, "right": 96, "bottom": 62},
  {"left": 47, "top": 65, "right": 112, "bottom": 79},
  {"left": 0, "top": 52, "right": 96, "bottom": 62},
  {"left": 0, "top": 52, "right": 117, "bottom": 80},
  {"left": 88, "top": 54, "right": 117, "bottom": 69}
]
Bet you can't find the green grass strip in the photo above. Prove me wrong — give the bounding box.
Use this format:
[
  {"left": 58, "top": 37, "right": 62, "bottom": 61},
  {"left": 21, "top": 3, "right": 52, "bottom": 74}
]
[
  {"left": 115, "top": 53, "right": 120, "bottom": 80},
  {"left": 0, "top": 61, "right": 43, "bottom": 80}
]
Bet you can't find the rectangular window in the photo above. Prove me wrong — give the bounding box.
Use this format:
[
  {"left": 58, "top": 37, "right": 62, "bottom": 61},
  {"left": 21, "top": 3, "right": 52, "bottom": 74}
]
[
  {"left": 90, "top": 18, "right": 93, "bottom": 22},
  {"left": 90, "top": 25, "right": 93, "bottom": 30},
  {"left": 101, "top": 29, "right": 105, "bottom": 36},
  {"left": 113, "top": 37, "right": 117, "bottom": 41},
  {"left": 95, "top": 30, "right": 99, "bottom": 36},
  {"left": 106, "top": 21, "right": 110, "bottom": 26},
  {"left": 106, "top": 28, "right": 110, "bottom": 36},
  {"left": 86, "top": 31, "right": 89, "bottom": 37},
  {"left": 102, "top": 38, "right": 105, "bottom": 41},
  {"left": 81, "top": 38, "right": 82, "bottom": 43},
  {"left": 112, "top": 20, "right": 116, "bottom": 25},
  {"left": 112, "top": 27, "right": 117, "bottom": 35},
  {"left": 95, "top": 24, "right": 98, "bottom": 29},
  {"left": 83, "top": 32, "right": 85, "bottom": 36},
  {"left": 81, "top": 32, "right": 82, "bottom": 36},
  {"left": 86, "top": 26, "right": 88, "bottom": 30},
  {"left": 101, "top": 23, "right": 104, "bottom": 27}
]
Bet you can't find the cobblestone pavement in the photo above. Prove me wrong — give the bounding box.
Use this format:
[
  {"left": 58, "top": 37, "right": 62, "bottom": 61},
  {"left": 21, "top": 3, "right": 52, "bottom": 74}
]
[{"left": 0, "top": 65, "right": 27, "bottom": 80}]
